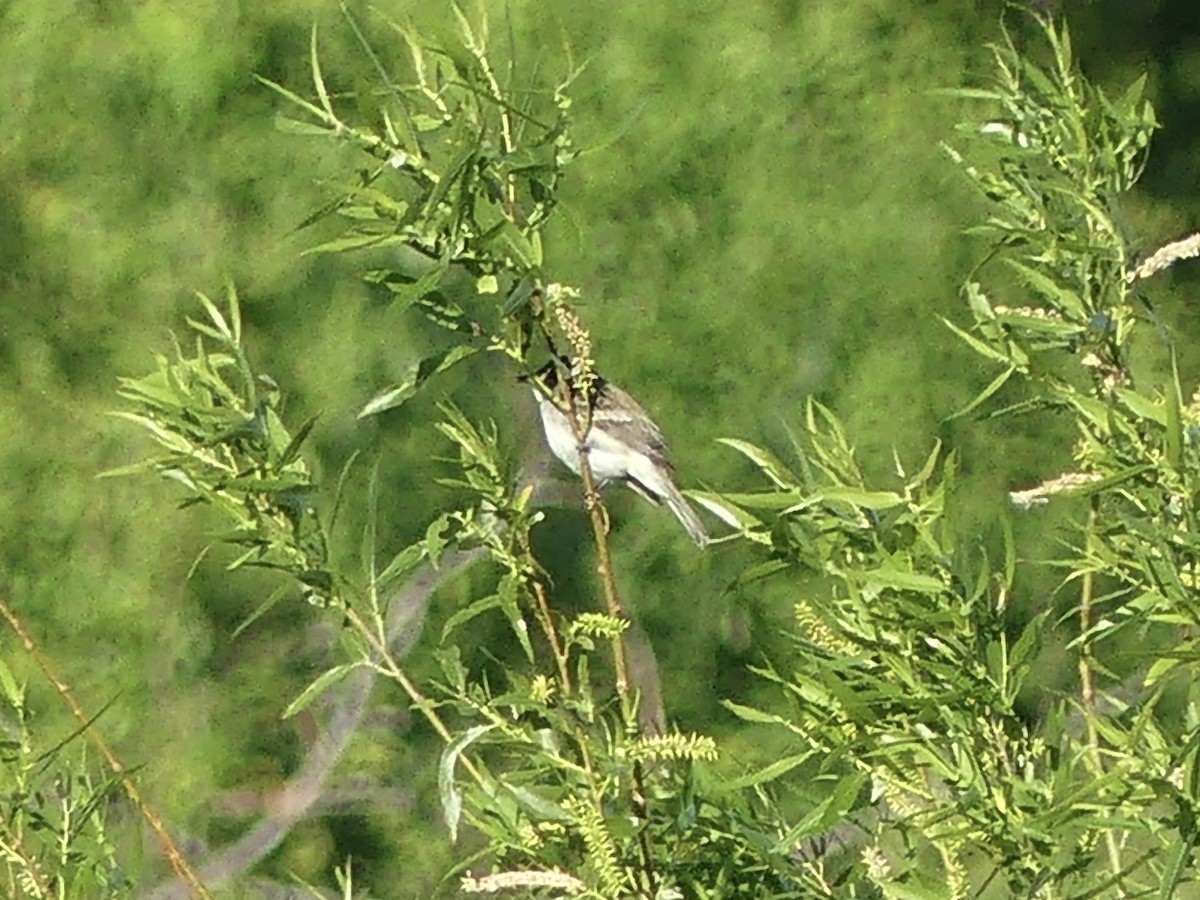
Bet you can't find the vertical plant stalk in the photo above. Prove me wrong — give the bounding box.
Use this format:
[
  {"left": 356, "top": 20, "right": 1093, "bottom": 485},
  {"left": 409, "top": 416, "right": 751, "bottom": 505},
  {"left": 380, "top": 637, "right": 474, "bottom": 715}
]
[
  {"left": 553, "top": 372, "right": 657, "bottom": 894},
  {"left": 530, "top": 577, "right": 574, "bottom": 695},
  {"left": 0, "top": 597, "right": 212, "bottom": 900},
  {"left": 455, "top": 11, "right": 518, "bottom": 215},
  {"left": 1078, "top": 500, "right": 1123, "bottom": 878},
  {"left": 545, "top": 303, "right": 656, "bottom": 888}
]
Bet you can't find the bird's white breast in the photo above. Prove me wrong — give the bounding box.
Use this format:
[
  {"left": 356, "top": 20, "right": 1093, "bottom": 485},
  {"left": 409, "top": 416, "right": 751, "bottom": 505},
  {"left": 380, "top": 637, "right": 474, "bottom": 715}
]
[{"left": 535, "top": 394, "right": 642, "bottom": 486}]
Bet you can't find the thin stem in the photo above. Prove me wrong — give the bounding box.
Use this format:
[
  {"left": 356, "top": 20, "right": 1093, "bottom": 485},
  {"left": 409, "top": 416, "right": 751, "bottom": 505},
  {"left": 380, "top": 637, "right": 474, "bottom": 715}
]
[
  {"left": 1078, "top": 500, "right": 1123, "bottom": 879},
  {"left": 0, "top": 815, "right": 51, "bottom": 899},
  {"left": 530, "top": 577, "right": 573, "bottom": 695},
  {"left": 0, "top": 597, "right": 212, "bottom": 900},
  {"left": 340, "top": 604, "right": 485, "bottom": 785},
  {"left": 456, "top": 10, "right": 518, "bottom": 213},
  {"left": 560, "top": 379, "right": 657, "bottom": 892}
]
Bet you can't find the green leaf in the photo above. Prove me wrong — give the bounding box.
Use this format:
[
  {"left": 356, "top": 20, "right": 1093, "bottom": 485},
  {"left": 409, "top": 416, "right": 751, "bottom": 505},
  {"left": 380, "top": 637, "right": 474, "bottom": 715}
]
[
  {"left": 357, "top": 346, "right": 480, "bottom": 418},
  {"left": 858, "top": 568, "right": 946, "bottom": 595},
  {"left": 1003, "top": 259, "right": 1087, "bottom": 318},
  {"left": 721, "top": 701, "right": 785, "bottom": 725},
  {"left": 439, "top": 724, "right": 493, "bottom": 843},
  {"left": 254, "top": 74, "right": 329, "bottom": 124},
  {"left": 273, "top": 114, "right": 335, "bottom": 137},
  {"left": 725, "top": 753, "right": 813, "bottom": 790},
  {"left": 1165, "top": 351, "right": 1184, "bottom": 470},
  {"left": 275, "top": 415, "right": 318, "bottom": 468},
  {"left": 775, "top": 772, "right": 867, "bottom": 850},
  {"left": 375, "top": 540, "right": 427, "bottom": 593},
  {"left": 717, "top": 438, "right": 799, "bottom": 489},
  {"left": 232, "top": 582, "right": 292, "bottom": 640},
  {"left": 688, "top": 493, "right": 770, "bottom": 543},
  {"left": 944, "top": 365, "right": 1016, "bottom": 421},
  {"left": 942, "top": 317, "right": 1027, "bottom": 369},
  {"left": 283, "top": 663, "right": 361, "bottom": 718},
  {"left": 0, "top": 657, "right": 23, "bottom": 707},
  {"left": 1159, "top": 836, "right": 1191, "bottom": 900},
  {"left": 300, "top": 231, "right": 407, "bottom": 257},
  {"left": 1116, "top": 387, "right": 1164, "bottom": 425},
  {"left": 1144, "top": 656, "right": 1178, "bottom": 687},
  {"left": 496, "top": 575, "right": 534, "bottom": 663},
  {"left": 310, "top": 25, "right": 334, "bottom": 118},
  {"left": 501, "top": 784, "right": 571, "bottom": 822},
  {"left": 441, "top": 593, "right": 504, "bottom": 643},
  {"left": 422, "top": 146, "right": 477, "bottom": 216},
  {"left": 812, "top": 488, "right": 904, "bottom": 510},
  {"left": 701, "top": 491, "right": 806, "bottom": 511},
  {"left": 364, "top": 263, "right": 451, "bottom": 309}
]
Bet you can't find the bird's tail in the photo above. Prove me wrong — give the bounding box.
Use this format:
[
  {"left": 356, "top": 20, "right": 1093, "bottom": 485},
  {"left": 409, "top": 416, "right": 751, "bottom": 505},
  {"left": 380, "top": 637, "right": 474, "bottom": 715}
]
[{"left": 661, "top": 482, "right": 709, "bottom": 547}]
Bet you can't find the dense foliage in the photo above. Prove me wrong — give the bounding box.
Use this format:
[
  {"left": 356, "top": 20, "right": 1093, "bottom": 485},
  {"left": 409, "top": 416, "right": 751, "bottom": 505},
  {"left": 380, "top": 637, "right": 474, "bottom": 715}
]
[{"left": 4, "top": 1, "right": 1200, "bottom": 898}]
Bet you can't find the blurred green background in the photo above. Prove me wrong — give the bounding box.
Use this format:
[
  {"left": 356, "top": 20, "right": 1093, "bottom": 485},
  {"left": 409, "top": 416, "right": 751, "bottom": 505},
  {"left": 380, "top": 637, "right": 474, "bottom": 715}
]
[{"left": 2, "top": 0, "right": 1198, "bottom": 893}]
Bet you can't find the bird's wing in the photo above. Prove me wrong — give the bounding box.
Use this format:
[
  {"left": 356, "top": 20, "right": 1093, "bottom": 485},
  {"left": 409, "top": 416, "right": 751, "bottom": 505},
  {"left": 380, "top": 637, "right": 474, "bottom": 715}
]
[{"left": 595, "top": 382, "right": 672, "bottom": 464}]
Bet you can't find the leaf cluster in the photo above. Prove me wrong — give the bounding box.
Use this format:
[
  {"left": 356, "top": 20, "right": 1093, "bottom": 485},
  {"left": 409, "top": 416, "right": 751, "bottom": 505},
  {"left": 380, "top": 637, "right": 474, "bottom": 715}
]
[{"left": 89, "top": 10, "right": 1200, "bottom": 900}]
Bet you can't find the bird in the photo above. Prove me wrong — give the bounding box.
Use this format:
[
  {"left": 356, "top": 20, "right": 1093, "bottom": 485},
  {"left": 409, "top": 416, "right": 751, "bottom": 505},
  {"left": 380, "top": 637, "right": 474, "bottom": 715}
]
[{"left": 524, "top": 357, "right": 709, "bottom": 547}]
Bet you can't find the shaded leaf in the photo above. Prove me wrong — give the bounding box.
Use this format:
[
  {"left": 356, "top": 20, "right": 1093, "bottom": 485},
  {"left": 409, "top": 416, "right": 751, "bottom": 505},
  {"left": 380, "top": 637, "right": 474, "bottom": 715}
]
[
  {"left": 283, "top": 663, "right": 361, "bottom": 719},
  {"left": 439, "top": 724, "right": 493, "bottom": 843},
  {"left": 358, "top": 345, "right": 480, "bottom": 418}
]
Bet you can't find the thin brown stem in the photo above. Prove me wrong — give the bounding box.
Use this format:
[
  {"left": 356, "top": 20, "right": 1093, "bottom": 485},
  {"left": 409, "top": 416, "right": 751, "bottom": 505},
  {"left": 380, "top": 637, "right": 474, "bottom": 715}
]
[
  {"left": 530, "top": 577, "right": 573, "bottom": 695},
  {"left": 560, "top": 378, "right": 657, "bottom": 892},
  {"left": 1078, "top": 500, "right": 1122, "bottom": 879},
  {"left": 0, "top": 597, "right": 211, "bottom": 900},
  {"left": 339, "top": 604, "right": 485, "bottom": 785}
]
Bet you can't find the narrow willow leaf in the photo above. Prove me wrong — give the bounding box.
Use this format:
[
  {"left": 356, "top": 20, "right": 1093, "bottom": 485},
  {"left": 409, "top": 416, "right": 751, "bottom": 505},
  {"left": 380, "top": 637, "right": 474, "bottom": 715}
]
[
  {"left": 254, "top": 74, "right": 329, "bottom": 123},
  {"left": 195, "top": 291, "right": 235, "bottom": 342},
  {"left": 439, "top": 724, "right": 493, "bottom": 843},
  {"left": 357, "top": 346, "right": 480, "bottom": 418},
  {"left": 273, "top": 114, "right": 335, "bottom": 137},
  {"left": 441, "top": 593, "right": 504, "bottom": 643},
  {"left": 276, "top": 415, "right": 318, "bottom": 468},
  {"left": 721, "top": 701, "right": 784, "bottom": 725},
  {"left": 730, "top": 558, "right": 790, "bottom": 589},
  {"left": 310, "top": 25, "right": 334, "bottom": 119},
  {"left": 944, "top": 365, "right": 1016, "bottom": 421},
  {"left": 812, "top": 488, "right": 904, "bottom": 510},
  {"left": 365, "top": 263, "right": 450, "bottom": 308},
  {"left": 688, "top": 493, "right": 770, "bottom": 543},
  {"left": 775, "top": 772, "right": 867, "bottom": 850},
  {"left": 496, "top": 576, "right": 534, "bottom": 663},
  {"left": 859, "top": 568, "right": 946, "bottom": 595},
  {"left": 283, "top": 663, "right": 360, "bottom": 718},
  {"left": 942, "top": 317, "right": 1024, "bottom": 368},
  {"left": 422, "top": 146, "right": 477, "bottom": 215},
  {"left": 232, "top": 582, "right": 292, "bottom": 640},
  {"left": 502, "top": 784, "right": 571, "bottom": 822},
  {"left": 375, "top": 541, "right": 426, "bottom": 592},
  {"left": 699, "top": 491, "right": 805, "bottom": 511},
  {"left": 1165, "top": 351, "right": 1184, "bottom": 470},
  {"left": 1003, "top": 259, "right": 1087, "bottom": 318},
  {"left": 300, "top": 231, "right": 405, "bottom": 257},
  {"left": 716, "top": 438, "right": 799, "bottom": 489},
  {"left": 1143, "top": 656, "right": 1178, "bottom": 687},
  {"left": 0, "top": 657, "right": 22, "bottom": 707},
  {"left": 1159, "top": 837, "right": 1191, "bottom": 900},
  {"left": 725, "top": 753, "right": 812, "bottom": 790},
  {"left": 1116, "top": 388, "right": 1164, "bottom": 426}
]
